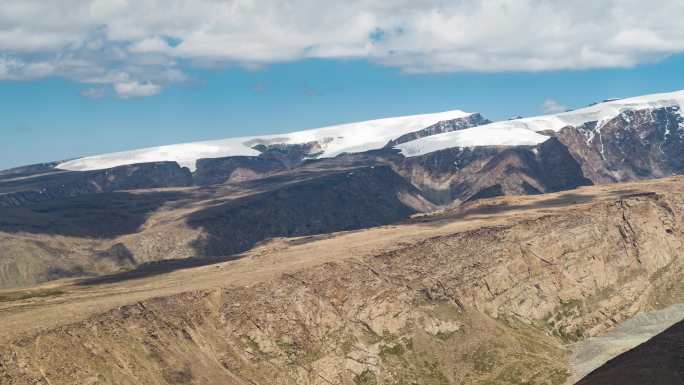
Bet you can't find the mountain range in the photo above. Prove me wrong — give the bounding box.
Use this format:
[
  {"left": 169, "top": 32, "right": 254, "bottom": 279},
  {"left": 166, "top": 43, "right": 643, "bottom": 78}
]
[
  {"left": 2, "top": 90, "right": 684, "bottom": 384},
  {"left": 1, "top": 90, "right": 684, "bottom": 288}
]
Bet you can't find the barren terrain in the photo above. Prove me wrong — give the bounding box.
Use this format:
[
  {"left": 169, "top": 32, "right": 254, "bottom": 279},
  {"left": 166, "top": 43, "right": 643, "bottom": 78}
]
[{"left": 1, "top": 177, "right": 684, "bottom": 384}]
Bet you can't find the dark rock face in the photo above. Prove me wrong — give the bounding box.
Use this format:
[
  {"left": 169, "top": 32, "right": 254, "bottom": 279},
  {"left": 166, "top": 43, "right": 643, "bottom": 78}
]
[
  {"left": 96, "top": 243, "right": 136, "bottom": 266},
  {"left": 3, "top": 105, "right": 680, "bottom": 217},
  {"left": 5, "top": 106, "right": 684, "bottom": 210},
  {"left": 193, "top": 140, "right": 334, "bottom": 186},
  {"left": 92, "top": 162, "right": 194, "bottom": 190},
  {"left": 0, "top": 161, "right": 64, "bottom": 181},
  {"left": 386, "top": 113, "right": 491, "bottom": 147},
  {"left": 187, "top": 166, "right": 424, "bottom": 257},
  {"left": 0, "top": 162, "right": 193, "bottom": 208},
  {"left": 465, "top": 184, "right": 504, "bottom": 202},
  {"left": 576, "top": 320, "right": 684, "bottom": 385},
  {"left": 394, "top": 146, "right": 500, "bottom": 203},
  {"left": 395, "top": 137, "right": 592, "bottom": 204},
  {"left": 194, "top": 156, "right": 285, "bottom": 186},
  {"left": 556, "top": 106, "right": 684, "bottom": 184},
  {"left": 252, "top": 140, "right": 328, "bottom": 167},
  {"left": 529, "top": 136, "right": 595, "bottom": 192},
  {"left": 0, "top": 191, "right": 188, "bottom": 238}
]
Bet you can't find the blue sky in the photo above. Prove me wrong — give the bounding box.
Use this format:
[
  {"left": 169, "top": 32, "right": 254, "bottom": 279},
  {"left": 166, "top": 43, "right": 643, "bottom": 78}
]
[
  {"left": 3, "top": 55, "right": 684, "bottom": 170},
  {"left": 2, "top": 1, "right": 684, "bottom": 170}
]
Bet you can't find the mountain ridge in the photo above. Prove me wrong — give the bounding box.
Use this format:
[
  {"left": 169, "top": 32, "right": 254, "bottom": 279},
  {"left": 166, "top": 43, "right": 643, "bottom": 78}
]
[
  {"left": 2, "top": 89, "right": 684, "bottom": 290},
  {"left": 48, "top": 89, "right": 684, "bottom": 173},
  {"left": 56, "top": 109, "right": 475, "bottom": 172}
]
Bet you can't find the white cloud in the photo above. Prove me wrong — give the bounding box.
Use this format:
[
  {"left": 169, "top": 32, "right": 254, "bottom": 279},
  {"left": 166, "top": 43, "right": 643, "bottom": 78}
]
[
  {"left": 129, "top": 37, "right": 172, "bottom": 54},
  {"left": 542, "top": 99, "right": 569, "bottom": 114},
  {"left": 2, "top": 0, "right": 684, "bottom": 97},
  {"left": 114, "top": 81, "right": 162, "bottom": 98}
]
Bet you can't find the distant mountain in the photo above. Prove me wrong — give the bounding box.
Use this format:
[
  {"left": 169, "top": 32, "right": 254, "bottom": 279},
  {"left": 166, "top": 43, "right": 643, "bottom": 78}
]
[
  {"left": 396, "top": 90, "right": 684, "bottom": 157},
  {"left": 27, "top": 89, "right": 683, "bottom": 202},
  {"left": 395, "top": 90, "right": 684, "bottom": 201},
  {"left": 56, "top": 109, "right": 477, "bottom": 171},
  {"left": 2, "top": 89, "right": 684, "bottom": 288}
]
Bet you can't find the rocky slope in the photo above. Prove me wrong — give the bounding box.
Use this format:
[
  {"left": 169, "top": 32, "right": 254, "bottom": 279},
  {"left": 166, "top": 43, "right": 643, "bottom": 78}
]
[
  {"left": 0, "top": 162, "right": 193, "bottom": 208},
  {"left": 187, "top": 166, "right": 432, "bottom": 257},
  {"left": 555, "top": 106, "right": 684, "bottom": 184},
  {"left": 0, "top": 189, "right": 193, "bottom": 288},
  {"left": 393, "top": 137, "right": 592, "bottom": 204},
  {"left": 0, "top": 165, "right": 433, "bottom": 288},
  {"left": 1, "top": 178, "right": 684, "bottom": 384},
  {"left": 191, "top": 113, "right": 491, "bottom": 187}
]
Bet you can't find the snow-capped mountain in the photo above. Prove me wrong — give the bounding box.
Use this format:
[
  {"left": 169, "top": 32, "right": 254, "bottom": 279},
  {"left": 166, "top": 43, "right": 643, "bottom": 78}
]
[
  {"left": 392, "top": 89, "right": 684, "bottom": 201},
  {"left": 4, "top": 89, "right": 684, "bottom": 210},
  {"left": 57, "top": 110, "right": 475, "bottom": 172},
  {"left": 397, "top": 90, "right": 684, "bottom": 157},
  {"left": 4, "top": 89, "right": 684, "bottom": 307},
  {"left": 58, "top": 90, "right": 684, "bottom": 174}
]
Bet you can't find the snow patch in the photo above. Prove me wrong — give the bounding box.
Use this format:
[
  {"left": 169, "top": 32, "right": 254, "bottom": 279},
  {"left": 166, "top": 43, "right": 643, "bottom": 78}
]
[
  {"left": 396, "top": 125, "right": 550, "bottom": 157},
  {"left": 57, "top": 110, "right": 473, "bottom": 171},
  {"left": 501, "top": 90, "right": 684, "bottom": 134}
]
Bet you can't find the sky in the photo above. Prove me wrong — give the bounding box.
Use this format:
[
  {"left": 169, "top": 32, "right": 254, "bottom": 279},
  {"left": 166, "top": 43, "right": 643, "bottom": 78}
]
[{"left": 2, "top": 0, "right": 684, "bottom": 170}]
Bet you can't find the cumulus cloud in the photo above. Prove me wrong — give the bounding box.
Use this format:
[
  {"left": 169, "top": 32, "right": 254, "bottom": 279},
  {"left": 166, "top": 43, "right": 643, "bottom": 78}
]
[
  {"left": 2, "top": 0, "right": 684, "bottom": 97},
  {"left": 542, "top": 99, "right": 569, "bottom": 114}
]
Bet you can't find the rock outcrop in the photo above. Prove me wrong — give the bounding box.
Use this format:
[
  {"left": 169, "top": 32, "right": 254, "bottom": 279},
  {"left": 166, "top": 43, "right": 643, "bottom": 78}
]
[{"left": 386, "top": 113, "right": 491, "bottom": 147}]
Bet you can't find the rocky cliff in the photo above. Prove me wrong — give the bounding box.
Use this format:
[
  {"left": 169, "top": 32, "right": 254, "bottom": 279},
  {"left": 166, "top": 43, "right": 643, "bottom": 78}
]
[{"left": 556, "top": 106, "right": 684, "bottom": 184}]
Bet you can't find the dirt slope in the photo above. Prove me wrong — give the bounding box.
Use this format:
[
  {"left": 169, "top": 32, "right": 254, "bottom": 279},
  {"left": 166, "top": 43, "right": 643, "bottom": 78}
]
[
  {"left": 1, "top": 177, "right": 684, "bottom": 384},
  {"left": 0, "top": 166, "right": 430, "bottom": 289}
]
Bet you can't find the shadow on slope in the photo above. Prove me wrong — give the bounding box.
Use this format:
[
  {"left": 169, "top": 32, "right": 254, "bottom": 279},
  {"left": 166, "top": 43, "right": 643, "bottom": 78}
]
[
  {"left": 415, "top": 189, "right": 648, "bottom": 225},
  {"left": 76, "top": 255, "right": 240, "bottom": 286},
  {"left": 187, "top": 166, "right": 423, "bottom": 257},
  {"left": 576, "top": 318, "right": 684, "bottom": 385},
  {"left": 0, "top": 162, "right": 193, "bottom": 208},
  {"left": 0, "top": 191, "right": 189, "bottom": 238}
]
